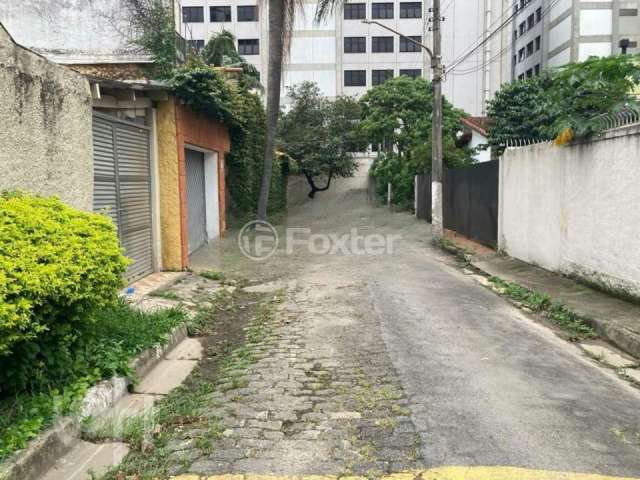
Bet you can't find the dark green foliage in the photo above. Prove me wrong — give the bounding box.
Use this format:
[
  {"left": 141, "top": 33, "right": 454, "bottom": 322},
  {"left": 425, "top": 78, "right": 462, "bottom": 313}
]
[
  {"left": 487, "top": 54, "right": 640, "bottom": 152},
  {"left": 124, "top": 0, "right": 180, "bottom": 78},
  {"left": 201, "top": 30, "right": 262, "bottom": 91},
  {"left": 0, "top": 192, "right": 128, "bottom": 393},
  {"left": 486, "top": 72, "right": 556, "bottom": 154},
  {"left": 361, "top": 76, "right": 474, "bottom": 209},
  {"left": 0, "top": 300, "right": 187, "bottom": 461},
  {"left": 226, "top": 88, "right": 287, "bottom": 218},
  {"left": 169, "top": 62, "right": 236, "bottom": 125},
  {"left": 278, "top": 82, "right": 360, "bottom": 198}
]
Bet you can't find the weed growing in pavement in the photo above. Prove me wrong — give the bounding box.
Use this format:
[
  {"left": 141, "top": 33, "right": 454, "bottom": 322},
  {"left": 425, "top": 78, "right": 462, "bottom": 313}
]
[
  {"left": 149, "top": 289, "right": 182, "bottom": 301},
  {"left": 488, "top": 277, "right": 596, "bottom": 340},
  {"left": 98, "top": 290, "right": 284, "bottom": 480},
  {"left": 189, "top": 288, "right": 239, "bottom": 336},
  {"left": 199, "top": 270, "right": 225, "bottom": 282}
]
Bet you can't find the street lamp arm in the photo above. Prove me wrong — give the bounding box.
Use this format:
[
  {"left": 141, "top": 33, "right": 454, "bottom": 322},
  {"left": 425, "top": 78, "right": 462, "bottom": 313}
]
[{"left": 361, "top": 19, "right": 434, "bottom": 60}]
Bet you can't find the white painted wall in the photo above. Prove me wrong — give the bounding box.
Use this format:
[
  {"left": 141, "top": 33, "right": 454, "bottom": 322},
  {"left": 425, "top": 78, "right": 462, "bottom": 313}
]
[
  {"left": 498, "top": 126, "right": 640, "bottom": 298},
  {"left": 204, "top": 151, "right": 221, "bottom": 240},
  {"left": 470, "top": 131, "right": 492, "bottom": 163}
]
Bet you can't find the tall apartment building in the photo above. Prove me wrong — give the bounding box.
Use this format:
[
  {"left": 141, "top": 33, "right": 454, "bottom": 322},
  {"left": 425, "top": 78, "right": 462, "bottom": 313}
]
[
  {"left": 176, "top": 0, "right": 512, "bottom": 116},
  {"left": 511, "top": 0, "right": 640, "bottom": 80}
]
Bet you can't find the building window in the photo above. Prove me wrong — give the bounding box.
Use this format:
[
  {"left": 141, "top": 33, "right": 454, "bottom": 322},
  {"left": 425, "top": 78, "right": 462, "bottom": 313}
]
[
  {"left": 526, "top": 68, "right": 533, "bottom": 78},
  {"left": 237, "top": 5, "right": 258, "bottom": 21},
  {"left": 518, "top": 73, "right": 525, "bottom": 80},
  {"left": 182, "top": 6, "right": 204, "bottom": 22},
  {"left": 344, "top": 3, "right": 366, "bottom": 19},
  {"left": 344, "top": 37, "right": 366, "bottom": 53},
  {"left": 372, "top": 3, "right": 394, "bottom": 19},
  {"left": 534, "top": 64, "right": 540, "bottom": 75},
  {"left": 526, "top": 41, "right": 533, "bottom": 56},
  {"left": 400, "top": 69, "right": 421, "bottom": 78},
  {"left": 400, "top": 35, "right": 422, "bottom": 52},
  {"left": 188, "top": 39, "right": 205, "bottom": 52},
  {"left": 238, "top": 39, "right": 259, "bottom": 55},
  {"left": 518, "top": 47, "right": 525, "bottom": 62},
  {"left": 210, "top": 6, "right": 231, "bottom": 22},
  {"left": 535, "top": 35, "right": 541, "bottom": 51},
  {"left": 372, "top": 69, "right": 394, "bottom": 85},
  {"left": 536, "top": 7, "right": 542, "bottom": 22},
  {"left": 372, "top": 36, "right": 394, "bottom": 53},
  {"left": 527, "top": 13, "right": 534, "bottom": 29},
  {"left": 400, "top": 2, "right": 422, "bottom": 18},
  {"left": 345, "top": 70, "right": 366, "bottom": 86},
  {"left": 519, "top": 21, "right": 526, "bottom": 36}
]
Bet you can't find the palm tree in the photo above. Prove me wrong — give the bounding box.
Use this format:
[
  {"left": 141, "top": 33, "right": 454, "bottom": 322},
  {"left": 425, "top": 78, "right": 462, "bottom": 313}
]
[
  {"left": 256, "top": 0, "right": 299, "bottom": 220},
  {"left": 201, "top": 30, "right": 262, "bottom": 91}
]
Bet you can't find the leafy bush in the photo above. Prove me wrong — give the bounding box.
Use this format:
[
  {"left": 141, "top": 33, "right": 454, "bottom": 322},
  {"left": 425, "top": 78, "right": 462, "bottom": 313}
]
[
  {"left": 0, "top": 192, "right": 128, "bottom": 393},
  {"left": 226, "top": 87, "right": 287, "bottom": 220},
  {"left": 487, "top": 54, "right": 640, "bottom": 151},
  {"left": 0, "top": 302, "right": 187, "bottom": 460},
  {"left": 169, "top": 62, "right": 236, "bottom": 126},
  {"left": 361, "top": 77, "right": 474, "bottom": 209}
]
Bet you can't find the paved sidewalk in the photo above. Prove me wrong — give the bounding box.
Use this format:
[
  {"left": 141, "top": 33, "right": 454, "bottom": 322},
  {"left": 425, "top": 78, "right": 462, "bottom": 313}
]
[{"left": 472, "top": 255, "right": 640, "bottom": 359}]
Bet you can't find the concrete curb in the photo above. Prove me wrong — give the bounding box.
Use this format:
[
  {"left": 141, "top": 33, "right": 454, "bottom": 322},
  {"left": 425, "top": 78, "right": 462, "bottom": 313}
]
[
  {"left": 467, "top": 258, "right": 640, "bottom": 361},
  {"left": 0, "top": 324, "right": 190, "bottom": 480}
]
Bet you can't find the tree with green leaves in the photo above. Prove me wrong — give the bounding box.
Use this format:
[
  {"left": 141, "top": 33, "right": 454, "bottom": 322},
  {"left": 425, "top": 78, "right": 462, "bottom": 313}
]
[
  {"left": 278, "top": 82, "right": 360, "bottom": 198},
  {"left": 359, "top": 76, "right": 473, "bottom": 209},
  {"left": 487, "top": 54, "right": 640, "bottom": 152},
  {"left": 201, "top": 30, "right": 262, "bottom": 91},
  {"left": 121, "top": 0, "right": 180, "bottom": 78}
]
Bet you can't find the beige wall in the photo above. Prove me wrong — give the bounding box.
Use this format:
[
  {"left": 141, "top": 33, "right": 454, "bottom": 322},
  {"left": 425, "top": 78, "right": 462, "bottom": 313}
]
[
  {"left": 499, "top": 125, "right": 640, "bottom": 298},
  {"left": 156, "top": 98, "right": 183, "bottom": 271},
  {"left": 0, "top": 24, "right": 93, "bottom": 210}
]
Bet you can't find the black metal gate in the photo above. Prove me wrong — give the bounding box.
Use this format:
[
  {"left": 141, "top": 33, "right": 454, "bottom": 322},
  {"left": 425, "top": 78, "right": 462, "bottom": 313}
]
[{"left": 415, "top": 160, "right": 499, "bottom": 247}]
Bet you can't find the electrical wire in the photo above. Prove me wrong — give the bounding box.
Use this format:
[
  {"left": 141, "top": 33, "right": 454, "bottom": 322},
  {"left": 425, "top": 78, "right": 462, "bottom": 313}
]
[{"left": 446, "top": 0, "right": 562, "bottom": 76}]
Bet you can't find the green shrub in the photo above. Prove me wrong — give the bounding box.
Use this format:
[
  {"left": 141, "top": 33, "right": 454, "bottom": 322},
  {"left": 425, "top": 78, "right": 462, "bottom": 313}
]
[
  {"left": 226, "top": 88, "right": 287, "bottom": 221},
  {"left": 0, "top": 301, "right": 187, "bottom": 460},
  {"left": 0, "top": 192, "right": 128, "bottom": 394}
]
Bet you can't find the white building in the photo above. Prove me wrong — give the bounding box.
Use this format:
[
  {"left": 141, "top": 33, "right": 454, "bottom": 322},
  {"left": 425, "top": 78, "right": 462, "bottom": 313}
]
[
  {"left": 176, "top": 0, "right": 513, "bottom": 116},
  {"left": 510, "top": 0, "right": 640, "bottom": 80}
]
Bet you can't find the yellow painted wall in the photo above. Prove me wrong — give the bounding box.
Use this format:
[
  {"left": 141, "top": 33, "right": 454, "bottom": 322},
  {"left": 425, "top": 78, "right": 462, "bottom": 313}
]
[{"left": 156, "top": 98, "right": 183, "bottom": 271}]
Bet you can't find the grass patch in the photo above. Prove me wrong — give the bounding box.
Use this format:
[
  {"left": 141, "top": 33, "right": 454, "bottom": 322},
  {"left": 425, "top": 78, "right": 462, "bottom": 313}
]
[
  {"left": 149, "top": 290, "right": 182, "bottom": 301},
  {"left": 199, "top": 270, "right": 225, "bottom": 282},
  {"left": 488, "top": 276, "right": 596, "bottom": 340},
  {"left": 0, "top": 301, "right": 188, "bottom": 462},
  {"left": 97, "top": 290, "right": 284, "bottom": 479}
]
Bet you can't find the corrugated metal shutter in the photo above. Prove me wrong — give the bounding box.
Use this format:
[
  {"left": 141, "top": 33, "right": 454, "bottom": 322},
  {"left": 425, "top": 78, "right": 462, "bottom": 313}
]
[
  {"left": 92, "top": 113, "right": 153, "bottom": 282},
  {"left": 185, "top": 149, "right": 207, "bottom": 254}
]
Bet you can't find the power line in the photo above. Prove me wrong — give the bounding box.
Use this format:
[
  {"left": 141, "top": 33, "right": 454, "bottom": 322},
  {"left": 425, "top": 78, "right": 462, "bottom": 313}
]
[
  {"left": 446, "top": 0, "right": 562, "bottom": 76},
  {"left": 443, "top": 0, "right": 520, "bottom": 72}
]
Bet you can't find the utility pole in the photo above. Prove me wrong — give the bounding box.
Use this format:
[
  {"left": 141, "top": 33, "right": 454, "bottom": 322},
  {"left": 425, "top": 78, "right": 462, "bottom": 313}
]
[
  {"left": 430, "top": 0, "right": 444, "bottom": 238},
  {"left": 363, "top": 6, "right": 444, "bottom": 238}
]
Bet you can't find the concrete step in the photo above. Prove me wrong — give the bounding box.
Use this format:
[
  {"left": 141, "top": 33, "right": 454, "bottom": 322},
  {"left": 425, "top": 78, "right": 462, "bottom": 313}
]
[
  {"left": 166, "top": 337, "right": 203, "bottom": 360},
  {"left": 40, "top": 441, "right": 128, "bottom": 480}
]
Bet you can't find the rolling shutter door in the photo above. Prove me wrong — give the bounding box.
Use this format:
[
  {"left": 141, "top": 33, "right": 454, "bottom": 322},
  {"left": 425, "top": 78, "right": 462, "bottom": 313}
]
[
  {"left": 185, "top": 149, "right": 207, "bottom": 254},
  {"left": 92, "top": 113, "right": 153, "bottom": 282}
]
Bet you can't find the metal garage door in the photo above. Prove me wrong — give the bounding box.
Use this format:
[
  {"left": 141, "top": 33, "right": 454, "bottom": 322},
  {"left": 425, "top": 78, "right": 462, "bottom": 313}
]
[
  {"left": 185, "top": 149, "right": 207, "bottom": 254},
  {"left": 93, "top": 112, "right": 153, "bottom": 282}
]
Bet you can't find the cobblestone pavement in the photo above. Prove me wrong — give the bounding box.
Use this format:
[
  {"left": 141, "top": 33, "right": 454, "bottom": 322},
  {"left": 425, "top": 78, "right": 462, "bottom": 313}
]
[
  {"left": 182, "top": 271, "right": 423, "bottom": 476},
  {"left": 181, "top": 162, "right": 640, "bottom": 480}
]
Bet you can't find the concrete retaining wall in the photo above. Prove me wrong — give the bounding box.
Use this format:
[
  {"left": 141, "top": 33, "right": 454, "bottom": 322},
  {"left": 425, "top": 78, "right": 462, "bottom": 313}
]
[
  {"left": 498, "top": 125, "right": 640, "bottom": 298},
  {"left": 0, "top": 24, "right": 93, "bottom": 210}
]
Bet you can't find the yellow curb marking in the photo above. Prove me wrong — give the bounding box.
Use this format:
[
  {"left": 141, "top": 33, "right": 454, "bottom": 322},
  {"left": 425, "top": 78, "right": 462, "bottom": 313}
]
[{"left": 172, "top": 468, "right": 640, "bottom": 480}]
